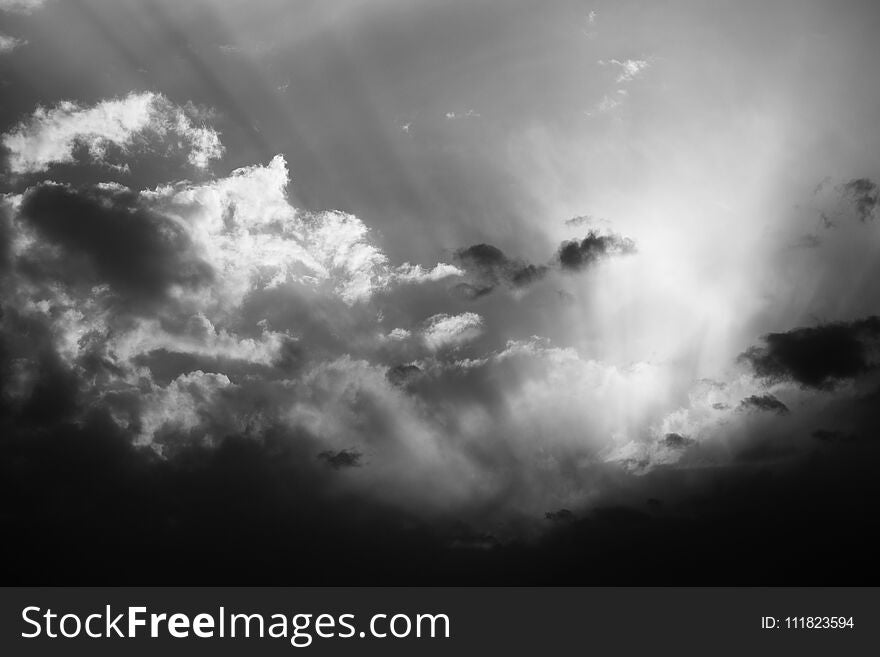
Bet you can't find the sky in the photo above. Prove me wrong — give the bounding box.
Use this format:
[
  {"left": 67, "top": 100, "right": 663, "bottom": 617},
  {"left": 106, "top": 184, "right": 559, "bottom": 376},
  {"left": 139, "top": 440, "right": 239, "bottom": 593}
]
[{"left": 1, "top": 0, "right": 880, "bottom": 583}]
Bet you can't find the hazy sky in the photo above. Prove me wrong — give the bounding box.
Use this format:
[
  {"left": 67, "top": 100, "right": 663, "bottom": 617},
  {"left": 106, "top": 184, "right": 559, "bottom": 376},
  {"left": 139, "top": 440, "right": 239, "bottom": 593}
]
[{"left": 2, "top": 0, "right": 880, "bottom": 582}]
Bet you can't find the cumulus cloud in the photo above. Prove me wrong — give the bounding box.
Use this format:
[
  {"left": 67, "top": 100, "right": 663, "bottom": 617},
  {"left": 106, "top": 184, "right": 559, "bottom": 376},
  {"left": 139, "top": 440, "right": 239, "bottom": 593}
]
[
  {"left": 557, "top": 230, "right": 636, "bottom": 271},
  {"left": 139, "top": 154, "right": 458, "bottom": 306},
  {"left": 1, "top": 92, "right": 224, "bottom": 174},
  {"left": 740, "top": 317, "right": 880, "bottom": 388},
  {"left": 453, "top": 243, "right": 547, "bottom": 299},
  {"left": 422, "top": 312, "right": 484, "bottom": 350},
  {"left": 392, "top": 262, "right": 462, "bottom": 285}
]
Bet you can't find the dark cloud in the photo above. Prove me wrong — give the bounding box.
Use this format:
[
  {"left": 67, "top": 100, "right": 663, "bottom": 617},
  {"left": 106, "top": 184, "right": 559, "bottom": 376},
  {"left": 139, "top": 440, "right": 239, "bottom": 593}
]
[
  {"left": 841, "top": 178, "right": 879, "bottom": 221},
  {"left": 0, "top": 307, "right": 81, "bottom": 427},
  {"left": 737, "top": 393, "right": 790, "bottom": 415},
  {"left": 454, "top": 243, "right": 547, "bottom": 298},
  {"left": 663, "top": 432, "right": 693, "bottom": 449},
  {"left": 386, "top": 363, "right": 422, "bottom": 387},
  {"left": 0, "top": 204, "right": 11, "bottom": 274},
  {"left": 811, "top": 429, "right": 858, "bottom": 444},
  {"left": 317, "top": 448, "right": 363, "bottom": 469},
  {"left": 740, "top": 317, "right": 880, "bottom": 388},
  {"left": 544, "top": 508, "right": 575, "bottom": 522},
  {"left": 557, "top": 230, "right": 636, "bottom": 271},
  {"left": 19, "top": 183, "right": 212, "bottom": 302}
]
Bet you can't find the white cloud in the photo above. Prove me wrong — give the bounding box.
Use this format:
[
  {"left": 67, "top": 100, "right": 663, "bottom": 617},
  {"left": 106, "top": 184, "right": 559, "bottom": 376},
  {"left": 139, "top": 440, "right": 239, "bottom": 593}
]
[
  {"left": 422, "top": 312, "right": 484, "bottom": 350},
  {"left": 393, "top": 262, "right": 462, "bottom": 284},
  {"left": 137, "top": 371, "right": 234, "bottom": 446},
  {"left": 599, "top": 58, "right": 649, "bottom": 83},
  {"left": 0, "top": 33, "right": 26, "bottom": 53},
  {"left": 385, "top": 328, "right": 411, "bottom": 341},
  {"left": 149, "top": 154, "right": 458, "bottom": 306},
  {"left": 1, "top": 92, "right": 224, "bottom": 174},
  {"left": 113, "top": 314, "right": 288, "bottom": 366},
  {"left": 0, "top": 0, "right": 46, "bottom": 13}
]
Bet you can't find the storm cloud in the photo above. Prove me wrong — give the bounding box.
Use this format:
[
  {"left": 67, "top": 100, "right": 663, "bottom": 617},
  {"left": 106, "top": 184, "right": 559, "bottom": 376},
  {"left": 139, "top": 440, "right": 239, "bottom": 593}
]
[
  {"left": 737, "top": 394, "right": 790, "bottom": 415},
  {"left": 453, "top": 243, "right": 548, "bottom": 298},
  {"left": 740, "top": 317, "right": 880, "bottom": 388},
  {"left": 557, "top": 230, "right": 636, "bottom": 271},
  {"left": 19, "top": 182, "right": 212, "bottom": 301}
]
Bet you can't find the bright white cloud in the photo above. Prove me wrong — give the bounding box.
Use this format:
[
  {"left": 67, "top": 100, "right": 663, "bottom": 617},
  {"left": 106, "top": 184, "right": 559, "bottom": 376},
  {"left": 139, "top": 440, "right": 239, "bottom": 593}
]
[
  {"left": 149, "top": 154, "right": 458, "bottom": 306},
  {"left": 1, "top": 92, "right": 224, "bottom": 174},
  {"left": 422, "top": 312, "right": 484, "bottom": 350},
  {"left": 393, "top": 262, "right": 462, "bottom": 284}
]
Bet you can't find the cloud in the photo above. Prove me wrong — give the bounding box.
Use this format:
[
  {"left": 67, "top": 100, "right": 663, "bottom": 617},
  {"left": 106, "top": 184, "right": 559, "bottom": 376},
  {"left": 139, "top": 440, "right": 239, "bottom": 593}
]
[
  {"left": 317, "top": 448, "right": 363, "bottom": 469},
  {"left": 386, "top": 363, "right": 421, "bottom": 387},
  {"left": 565, "top": 214, "right": 606, "bottom": 228},
  {"left": 19, "top": 181, "right": 212, "bottom": 302},
  {"left": 737, "top": 393, "right": 790, "bottom": 415},
  {"left": 0, "top": 0, "right": 46, "bottom": 13},
  {"left": 453, "top": 243, "right": 547, "bottom": 298},
  {"left": 557, "top": 230, "right": 636, "bottom": 271},
  {"left": 545, "top": 508, "right": 575, "bottom": 522},
  {"left": 740, "top": 317, "right": 880, "bottom": 388},
  {"left": 422, "top": 312, "right": 483, "bottom": 350},
  {"left": 662, "top": 432, "right": 693, "bottom": 449},
  {"left": 392, "top": 262, "right": 462, "bottom": 286},
  {"left": 139, "top": 155, "right": 457, "bottom": 306},
  {"left": 841, "top": 178, "right": 879, "bottom": 221},
  {"left": 137, "top": 370, "right": 234, "bottom": 447},
  {"left": 0, "top": 34, "right": 25, "bottom": 54},
  {"left": 1, "top": 92, "right": 224, "bottom": 174},
  {"left": 444, "top": 109, "right": 480, "bottom": 120},
  {"left": 599, "top": 58, "right": 649, "bottom": 83},
  {"left": 811, "top": 429, "right": 858, "bottom": 444}
]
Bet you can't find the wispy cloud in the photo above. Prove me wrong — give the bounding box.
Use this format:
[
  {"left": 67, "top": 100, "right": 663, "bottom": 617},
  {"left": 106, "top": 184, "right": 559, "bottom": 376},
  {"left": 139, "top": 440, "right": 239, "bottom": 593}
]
[
  {"left": 0, "top": 33, "right": 26, "bottom": 53},
  {"left": 445, "top": 109, "right": 481, "bottom": 120},
  {"left": 0, "top": 0, "right": 47, "bottom": 13},
  {"left": 599, "top": 58, "right": 649, "bottom": 83}
]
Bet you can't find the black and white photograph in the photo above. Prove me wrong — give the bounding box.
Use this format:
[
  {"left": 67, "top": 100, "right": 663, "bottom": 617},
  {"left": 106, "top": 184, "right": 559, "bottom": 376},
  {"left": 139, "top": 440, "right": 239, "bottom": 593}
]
[{"left": 1, "top": 0, "right": 879, "bottom": 595}]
